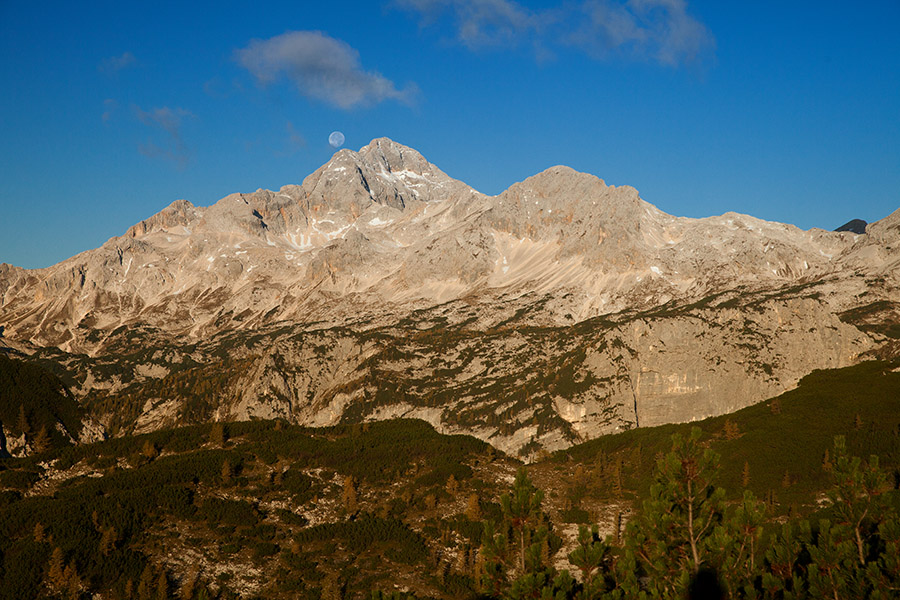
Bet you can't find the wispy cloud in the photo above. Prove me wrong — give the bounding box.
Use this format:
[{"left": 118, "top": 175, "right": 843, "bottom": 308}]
[
  {"left": 234, "top": 31, "right": 418, "bottom": 109},
  {"left": 394, "top": 0, "right": 714, "bottom": 66},
  {"left": 395, "top": 0, "right": 538, "bottom": 48},
  {"left": 572, "top": 0, "right": 714, "bottom": 65},
  {"left": 98, "top": 52, "right": 136, "bottom": 75},
  {"left": 133, "top": 105, "right": 195, "bottom": 168},
  {"left": 101, "top": 99, "right": 118, "bottom": 123},
  {"left": 283, "top": 121, "right": 306, "bottom": 155}
]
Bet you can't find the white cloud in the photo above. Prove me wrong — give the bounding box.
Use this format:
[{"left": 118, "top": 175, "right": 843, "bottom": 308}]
[
  {"left": 394, "top": 0, "right": 714, "bottom": 66},
  {"left": 98, "top": 52, "right": 136, "bottom": 74},
  {"left": 234, "top": 31, "right": 418, "bottom": 109},
  {"left": 133, "top": 105, "right": 195, "bottom": 168}
]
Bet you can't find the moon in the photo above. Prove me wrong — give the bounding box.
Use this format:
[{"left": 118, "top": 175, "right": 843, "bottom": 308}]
[{"left": 328, "top": 131, "right": 345, "bottom": 148}]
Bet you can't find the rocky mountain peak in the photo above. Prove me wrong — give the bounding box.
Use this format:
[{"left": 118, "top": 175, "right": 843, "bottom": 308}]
[
  {"left": 862, "top": 208, "right": 900, "bottom": 241},
  {"left": 358, "top": 137, "right": 431, "bottom": 175},
  {"left": 299, "top": 138, "right": 474, "bottom": 217},
  {"left": 126, "top": 199, "right": 199, "bottom": 239},
  {"left": 835, "top": 219, "right": 868, "bottom": 235}
]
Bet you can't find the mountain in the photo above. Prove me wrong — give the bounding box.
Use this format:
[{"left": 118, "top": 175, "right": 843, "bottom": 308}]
[
  {"left": 1, "top": 138, "right": 899, "bottom": 456},
  {"left": 835, "top": 218, "right": 868, "bottom": 234}
]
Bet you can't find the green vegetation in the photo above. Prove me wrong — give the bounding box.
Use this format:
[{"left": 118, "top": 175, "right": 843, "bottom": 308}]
[
  {"left": 839, "top": 300, "right": 900, "bottom": 339},
  {"left": 83, "top": 356, "right": 257, "bottom": 435},
  {"left": 0, "top": 418, "right": 499, "bottom": 599},
  {"left": 456, "top": 430, "right": 899, "bottom": 600},
  {"left": 549, "top": 360, "right": 900, "bottom": 514},
  {"left": 1, "top": 355, "right": 898, "bottom": 598},
  {"left": 0, "top": 353, "right": 84, "bottom": 452}
]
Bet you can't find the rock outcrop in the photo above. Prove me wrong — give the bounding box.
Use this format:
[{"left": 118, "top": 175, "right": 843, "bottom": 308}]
[{"left": 1, "top": 138, "right": 897, "bottom": 455}]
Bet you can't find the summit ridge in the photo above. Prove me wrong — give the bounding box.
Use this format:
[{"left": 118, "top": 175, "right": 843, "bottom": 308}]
[{"left": 1, "top": 138, "right": 898, "bottom": 454}]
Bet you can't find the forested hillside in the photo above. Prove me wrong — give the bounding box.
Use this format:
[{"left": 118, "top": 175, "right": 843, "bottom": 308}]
[{"left": 1, "top": 360, "right": 899, "bottom": 598}]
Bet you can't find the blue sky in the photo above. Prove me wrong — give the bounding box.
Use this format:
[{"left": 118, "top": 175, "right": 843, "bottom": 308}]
[{"left": 1, "top": 1, "right": 898, "bottom": 269}]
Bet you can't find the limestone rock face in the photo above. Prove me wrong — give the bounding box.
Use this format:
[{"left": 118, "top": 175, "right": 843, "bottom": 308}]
[{"left": 1, "top": 137, "right": 898, "bottom": 455}]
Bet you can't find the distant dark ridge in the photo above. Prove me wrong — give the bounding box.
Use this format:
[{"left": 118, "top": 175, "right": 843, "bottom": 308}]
[{"left": 835, "top": 218, "right": 867, "bottom": 234}]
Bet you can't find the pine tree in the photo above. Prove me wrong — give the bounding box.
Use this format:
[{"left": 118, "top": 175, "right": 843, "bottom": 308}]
[
  {"left": 63, "top": 562, "right": 83, "bottom": 600},
  {"left": 709, "top": 490, "right": 766, "bottom": 598},
  {"left": 573, "top": 464, "right": 586, "bottom": 482},
  {"left": 100, "top": 526, "right": 118, "bottom": 555},
  {"left": 141, "top": 440, "right": 159, "bottom": 461},
  {"left": 342, "top": 475, "right": 358, "bottom": 513},
  {"left": 593, "top": 451, "right": 606, "bottom": 488},
  {"left": 33, "top": 521, "right": 46, "bottom": 542},
  {"left": 828, "top": 435, "right": 889, "bottom": 566},
  {"left": 801, "top": 518, "right": 869, "bottom": 599},
  {"left": 479, "top": 468, "right": 558, "bottom": 597},
  {"left": 179, "top": 567, "right": 198, "bottom": 600},
  {"left": 503, "top": 469, "right": 546, "bottom": 575},
  {"left": 445, "top": 474, "right": 459, "bottom": 497},
  {"left": 615, "top": 511, "right": 623, "bottom": 545},
  {"left": 473, "top": 549, "right": 486, "bottom": 586},
  {"left": 612, "top": 459, "right": 624, "bottom": 497},
  {"left": 17, "top": 403, "right": 30, "bottom": 437},
  {"left": 620, "top": 427, "right": 726, "bottom": 599},
  {"left": 742, "top": 461, "right": 751, "bottom": 488},
  {"left": 48, "top": 547, "right": 66, "bottom": 590},
  {"left": 568, "top": 524, "right": 613, "bottom": 598},
  {"left": 759, "top": 439, "right": 899, "bottom": 598},
  {"left": 156, "top": 570, "right": 168, "bottom": 600},
  {"left": 822, "top": 449, "right": 833, "bottom": 472},
  {"left": 138, "top": 565, "right": 154, "bottom": 600},
  {"left": 32, "top": 424, "right": 52, "bottom": 453},
  {"left": 321, "top": 572, "right": 343, "bottom": 600},
  {"left": 760, "top": 522, "right": 804, "bottom": 597},
  {"left": 723, "top": 419, "right": 741, "bottom": 440},
  {"left": 866, "top": 515, "right": 900, "bottom": 596},
  {"left": 466, "top": 493, "right": 481, "bottom": 521},
  {"left": 457, "top": 545, "right": 470, "bottom": 574},
  {"left": 209, "top": 422, "right": 227, "bottom": 448},
  {"left": 221, "top": 459, "right": 232, "bottom": 484}
]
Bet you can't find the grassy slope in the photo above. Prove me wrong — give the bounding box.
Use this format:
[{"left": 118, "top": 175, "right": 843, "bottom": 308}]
[{"left": 546, "top": 360, "right": 900, "bottom": 514}]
